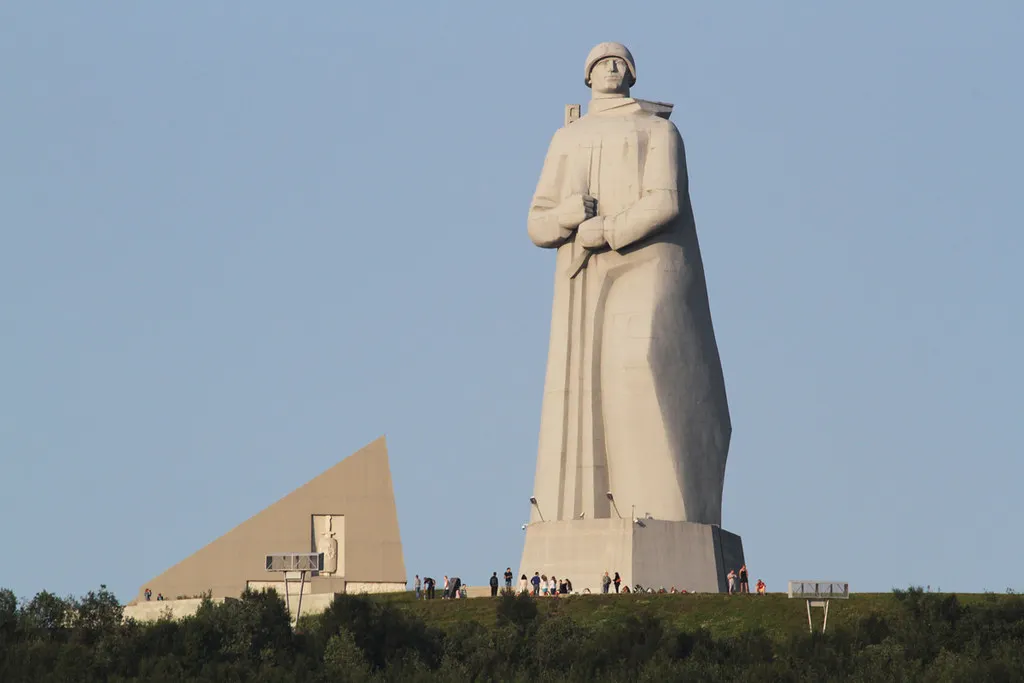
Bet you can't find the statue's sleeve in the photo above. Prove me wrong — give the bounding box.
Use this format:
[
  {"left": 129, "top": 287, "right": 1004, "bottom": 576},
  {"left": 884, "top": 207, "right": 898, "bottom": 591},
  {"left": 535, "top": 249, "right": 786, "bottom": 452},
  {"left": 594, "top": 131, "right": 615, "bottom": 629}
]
[
  {"left": 603, "top": 121, "right": 684, "bottom": 251},
  {"left": 527, "top": 131, "right": 573, "bottom": 248}
]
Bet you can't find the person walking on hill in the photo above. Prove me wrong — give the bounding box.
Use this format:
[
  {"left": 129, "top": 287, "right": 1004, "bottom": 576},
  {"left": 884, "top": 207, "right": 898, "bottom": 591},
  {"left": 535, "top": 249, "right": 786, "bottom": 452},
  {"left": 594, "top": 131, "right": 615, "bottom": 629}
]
[
  {"left": 519, "top": 574, "right": 529, "bottom": 594},
  {"left": 739, "top": 564, "right": 749, "bottom": 594},
  {"left": 443, "top": 575, "right": 451, "bottom": 599},
  {"left": 531, "top": 572, "right": 541, "bottom": 596},
  {"left": 613, "top": 572, "right": 622, "bottom": 593},
  {"left": 414, "top": 574, "right": 422, "bottom": 600},
  {"left": 727, "top": 569, "right": 738, "bottom": 595},
  {"left": 602, "top": 571, "right": 612, "bottom": 594},
  {"left": 490, "top": 571, "right": 500, "bottom": 597},
  {"left": 504, "top": 567, "right": 514, "bottom": 590}
]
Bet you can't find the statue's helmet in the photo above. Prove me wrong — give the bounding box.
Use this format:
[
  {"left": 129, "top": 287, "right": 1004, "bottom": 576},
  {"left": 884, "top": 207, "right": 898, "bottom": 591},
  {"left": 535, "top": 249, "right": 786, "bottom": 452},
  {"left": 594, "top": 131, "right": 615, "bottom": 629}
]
[{"left": 584, "top": 42, "right": 636, "bottom": 87}]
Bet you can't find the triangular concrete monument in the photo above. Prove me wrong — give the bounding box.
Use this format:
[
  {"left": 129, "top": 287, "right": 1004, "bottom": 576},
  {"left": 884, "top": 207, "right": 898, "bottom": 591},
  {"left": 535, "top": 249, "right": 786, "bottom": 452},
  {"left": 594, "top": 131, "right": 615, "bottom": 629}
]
[{"left": 134, "top": 436, "right": 406, "bottom": 601}]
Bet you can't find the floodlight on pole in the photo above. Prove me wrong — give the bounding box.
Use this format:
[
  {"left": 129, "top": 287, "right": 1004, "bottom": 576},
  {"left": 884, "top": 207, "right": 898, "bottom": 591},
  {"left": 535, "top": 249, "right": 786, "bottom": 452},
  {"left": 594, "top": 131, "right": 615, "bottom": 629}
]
[
  {"left": 265, "top": 553, "right": 323, "bottom": 626},
  {"left": 529, "top": 496, "right": 545, "bottom": 522},
  {"left": 788, "top": 581, "right": 850, "bottom": 633},
  {"left": 606, "top": 491, "right": 623, "bottom": 519}
]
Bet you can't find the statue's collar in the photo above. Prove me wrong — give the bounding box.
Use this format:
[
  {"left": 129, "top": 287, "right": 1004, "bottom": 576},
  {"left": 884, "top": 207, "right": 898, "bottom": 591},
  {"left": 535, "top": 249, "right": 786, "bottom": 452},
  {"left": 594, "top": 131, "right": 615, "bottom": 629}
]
[
  {"left": 587, "top": 97, "right": 639, "bottom": 115},
  {"left": 586, "top": 97, "right": 674, "bottom": 119}
]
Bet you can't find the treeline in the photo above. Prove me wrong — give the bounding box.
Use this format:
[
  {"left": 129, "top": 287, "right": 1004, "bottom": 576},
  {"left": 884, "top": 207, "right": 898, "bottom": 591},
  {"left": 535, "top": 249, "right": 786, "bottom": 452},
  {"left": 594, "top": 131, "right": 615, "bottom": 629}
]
[{"left": 2, "top": 586, "right": 1024, "bottom": 681}]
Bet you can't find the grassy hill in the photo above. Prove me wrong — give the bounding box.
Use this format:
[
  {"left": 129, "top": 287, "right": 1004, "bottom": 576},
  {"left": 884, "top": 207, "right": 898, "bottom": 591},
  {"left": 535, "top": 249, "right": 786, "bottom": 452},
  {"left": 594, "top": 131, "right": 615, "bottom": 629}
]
[
  {"left": 381, "top": 590, "right": 1014, "bottom": 641},
  {"left": 5, "top": 585, "right": 1024, "bottom": 680}
]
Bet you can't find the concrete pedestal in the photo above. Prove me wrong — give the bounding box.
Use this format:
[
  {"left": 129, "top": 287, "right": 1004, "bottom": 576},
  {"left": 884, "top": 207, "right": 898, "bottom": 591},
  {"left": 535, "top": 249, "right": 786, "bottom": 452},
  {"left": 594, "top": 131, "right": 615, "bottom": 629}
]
[{"left": 518, "top": 519, "right": 744, "bottom": 594}]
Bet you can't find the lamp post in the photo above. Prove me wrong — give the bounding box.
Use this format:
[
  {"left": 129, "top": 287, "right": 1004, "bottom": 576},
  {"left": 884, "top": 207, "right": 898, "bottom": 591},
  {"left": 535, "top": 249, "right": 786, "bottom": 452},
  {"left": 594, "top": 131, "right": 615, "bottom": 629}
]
[
  {"left": 529, "top": 496, "right": 545, "bottom": 522},
  {"left": 606, "top": 492, "right": 622, "bottom": 519}
]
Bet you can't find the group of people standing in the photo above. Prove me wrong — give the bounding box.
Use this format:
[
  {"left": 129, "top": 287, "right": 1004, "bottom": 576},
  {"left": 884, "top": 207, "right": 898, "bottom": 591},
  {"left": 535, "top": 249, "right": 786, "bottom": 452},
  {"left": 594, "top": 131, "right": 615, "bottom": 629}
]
[
  {"left": 726, "top": 565, "right": 766, "bottom": 595},
  {"left": 486, "top": 568, "right": 583, "bottom": 597},
  {"left": 600, "top": 571, "right": 622, "bottom": 593},
  {"left": 487, "top": 568, "right": 522, "bottom": 596},
  {"left": 414, "top": 564, "right": 766, "bottom": 598},
  {"left": 414, "top": 568, "right": 577, "bottom": 599},
  {"left": 520, "top": 571, "right": 573, "bottom": 596},
  {"left": 513, "top": 569, "right": 623, "bottom": 596},
  {"left": 413, "top": 575, "right": 466, "bottom": 600}
]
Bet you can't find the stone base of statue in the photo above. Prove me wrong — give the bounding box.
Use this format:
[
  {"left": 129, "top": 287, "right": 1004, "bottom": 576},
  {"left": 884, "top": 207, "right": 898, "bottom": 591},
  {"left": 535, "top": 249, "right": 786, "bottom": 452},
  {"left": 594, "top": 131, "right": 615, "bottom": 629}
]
[{"left": 518, "top": 519, "right": 744, "bottom": 594}]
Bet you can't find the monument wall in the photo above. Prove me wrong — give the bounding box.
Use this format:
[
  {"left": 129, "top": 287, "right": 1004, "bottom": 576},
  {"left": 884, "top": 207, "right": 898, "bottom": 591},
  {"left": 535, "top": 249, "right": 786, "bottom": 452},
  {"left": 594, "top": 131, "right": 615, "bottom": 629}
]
[{"left": 132, "top": 437, "right": 406, "bottom": 603}]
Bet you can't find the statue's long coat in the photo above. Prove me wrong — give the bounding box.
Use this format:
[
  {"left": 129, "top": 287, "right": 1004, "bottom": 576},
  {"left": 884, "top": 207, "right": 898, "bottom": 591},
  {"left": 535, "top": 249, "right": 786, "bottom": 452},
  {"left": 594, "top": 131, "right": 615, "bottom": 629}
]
[{"left": 527, "top": 98, "right": 731, "bottom": 525}]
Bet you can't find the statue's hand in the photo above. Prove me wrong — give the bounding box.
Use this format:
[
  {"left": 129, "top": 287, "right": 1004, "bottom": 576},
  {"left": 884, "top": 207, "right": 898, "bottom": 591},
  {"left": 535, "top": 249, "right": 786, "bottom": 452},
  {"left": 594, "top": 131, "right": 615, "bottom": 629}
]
[
  {"left": 578, "top": 216, "right": 607, "bottom": 248},
  {"left": 556, "top": 194, "right": 597, "bottom": 230}
]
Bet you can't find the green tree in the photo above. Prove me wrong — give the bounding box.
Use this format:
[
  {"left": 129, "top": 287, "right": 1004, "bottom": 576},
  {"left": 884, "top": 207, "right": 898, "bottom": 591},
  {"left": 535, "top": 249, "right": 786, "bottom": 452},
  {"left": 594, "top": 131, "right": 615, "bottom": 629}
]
[
  {"left": 0, "top": 588, "right": 17, "bottom": 645},
  {"left": 74, "top": 585, "right": 123, "bottom": 636},
  {"left": 321, "top": 627, "right": 371, "bottom": 682},
  {"left": 21, "top": 590, "right": 75, "bottom": 638},
  {"left": 315, "top": 594, "right": 442, "bottom": 672},
  {"left": 495, "top": 591, "right": 539, "bottom": 632}
]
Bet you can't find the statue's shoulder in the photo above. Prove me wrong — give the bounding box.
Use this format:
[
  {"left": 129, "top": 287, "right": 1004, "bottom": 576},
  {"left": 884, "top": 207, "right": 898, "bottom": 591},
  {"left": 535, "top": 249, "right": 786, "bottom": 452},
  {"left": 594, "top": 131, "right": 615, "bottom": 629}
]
[
  {"left": 635, "top": 104, "right": 683, "bottom": 139},
  {"left": 634, "top": 99, "right": 674, "bottom": 120},
  {"left": 641, "top": 114, "right": 678, "bottom": 132},
  {"left": 547, "top": 123, "right": 580, "bottom": 146}
]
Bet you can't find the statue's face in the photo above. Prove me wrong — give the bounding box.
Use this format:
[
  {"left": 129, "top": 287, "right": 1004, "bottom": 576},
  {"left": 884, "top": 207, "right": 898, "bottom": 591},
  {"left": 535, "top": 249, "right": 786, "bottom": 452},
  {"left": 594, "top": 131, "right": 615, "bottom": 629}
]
[{"left": 590, "top": 57, "right": 631, "bottom": 94}]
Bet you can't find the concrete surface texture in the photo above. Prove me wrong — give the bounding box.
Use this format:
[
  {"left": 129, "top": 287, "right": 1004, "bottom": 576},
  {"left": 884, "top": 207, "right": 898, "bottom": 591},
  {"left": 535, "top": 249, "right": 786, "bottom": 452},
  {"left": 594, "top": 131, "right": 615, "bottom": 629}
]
[
  {"left": 123, "top": 597, "right": 218, "bottom": 623},
  {"left": 519, "top": 519, "right": 744, "bottom": 594},
  {"left": 526, "top": 42, "right": 732, "bottom": 526},
  {"left": 123, "top": 593, "right": 340, "bottom": 623},
  {"left": 132, "top": 436, "right": 406, "bottom": 602}
]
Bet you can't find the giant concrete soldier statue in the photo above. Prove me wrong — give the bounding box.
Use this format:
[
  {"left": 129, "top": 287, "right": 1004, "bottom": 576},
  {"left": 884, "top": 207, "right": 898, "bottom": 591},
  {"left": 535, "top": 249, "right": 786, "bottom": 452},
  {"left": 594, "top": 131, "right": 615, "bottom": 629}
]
[{"left": 526, "top": 42, "right": 732, "bottom": 527}]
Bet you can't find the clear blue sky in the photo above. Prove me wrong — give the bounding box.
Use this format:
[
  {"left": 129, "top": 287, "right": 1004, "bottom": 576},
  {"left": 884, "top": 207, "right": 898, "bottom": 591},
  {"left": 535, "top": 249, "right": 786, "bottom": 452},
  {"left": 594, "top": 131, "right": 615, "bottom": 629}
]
[{"left": 2, "top": 2, "right": 1022, "bottom": 601}]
